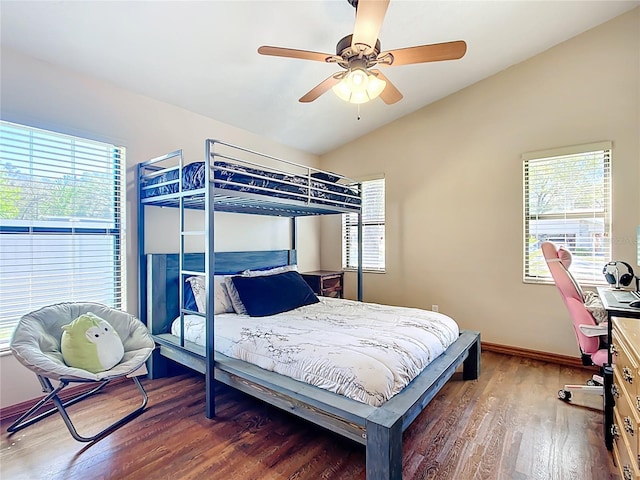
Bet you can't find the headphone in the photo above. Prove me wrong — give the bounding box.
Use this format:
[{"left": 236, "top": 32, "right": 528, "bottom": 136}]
[{"left": 602, "top": 261, "right": 635, "bottom": 287}]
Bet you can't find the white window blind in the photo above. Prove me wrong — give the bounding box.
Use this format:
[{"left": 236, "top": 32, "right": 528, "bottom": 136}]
[
  {"left": 343, "top": 178, "right": 385, "bottom": 272},
  {"left": 0, "top": 121, "right": 125, "bottom": 350},
  {"left": 523, "top": 141, "right": 611, "bottom": 284}
]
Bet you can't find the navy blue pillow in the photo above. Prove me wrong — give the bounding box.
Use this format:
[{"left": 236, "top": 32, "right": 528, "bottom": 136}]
[
  {"left": 183, "top": 281, "right": 199, "bottom": 312},
  {"left": 231, "top": 271, "right": 319, "bottom": 317}
]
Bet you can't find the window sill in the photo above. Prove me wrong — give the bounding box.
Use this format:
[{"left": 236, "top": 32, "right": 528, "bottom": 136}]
[
  {"left": 343, "top": 269, "right": 386, "bottom": 274},
  {"left": 0, "top": 348, "right": 13, "bottom": 357},
  {"left": 523, "top": 278, "right": 608, "bottom": 288}
]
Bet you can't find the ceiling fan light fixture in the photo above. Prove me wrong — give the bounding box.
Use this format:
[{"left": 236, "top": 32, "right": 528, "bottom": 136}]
[
  {"left": 259, "top": 0, "right": 466, "bottom": 105},
  {"left": 332, "top": 68, "right": 386, "bottom": 104}
]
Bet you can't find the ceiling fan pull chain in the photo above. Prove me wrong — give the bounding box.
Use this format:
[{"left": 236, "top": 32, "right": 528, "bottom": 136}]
[{"left": 357, "top": 103, "right": 361, "bottom": 121}]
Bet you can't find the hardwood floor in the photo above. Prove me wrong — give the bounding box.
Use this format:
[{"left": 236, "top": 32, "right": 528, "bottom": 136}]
[{"left": 1, "top": 351, "right": 619, "bottom": 480}]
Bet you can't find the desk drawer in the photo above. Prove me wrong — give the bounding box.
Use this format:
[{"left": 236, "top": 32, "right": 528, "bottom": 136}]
[
  {"left": 613, "top": 328, "right": 639, "bottom": 401},
  {"left": 615, "top": 369, "right": 640, "bottom": 466},
  {"left": 613, "top": 409, "right": 640, "bottom": 480},
  {"left": 614, "top": 370, "right": 640, "bottom": 419}
]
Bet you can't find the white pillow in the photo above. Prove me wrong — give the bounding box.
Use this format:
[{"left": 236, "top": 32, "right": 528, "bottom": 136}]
[
  {"left": 224, "top": 276, "right": 248, "bottom": 315},
  {"left": 225, "top": 265, "right": 298, "bottom": 314},
  {"left": 241, "top": 264, "right": 298, "bottom": 277},
  {"left": 186, "top": 275, "right": 234, "bottom": 315}
]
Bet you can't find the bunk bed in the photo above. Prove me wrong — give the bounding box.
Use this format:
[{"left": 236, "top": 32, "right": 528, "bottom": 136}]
[{"left": 138, "top": 140, "right": 481, "bottom": 480}]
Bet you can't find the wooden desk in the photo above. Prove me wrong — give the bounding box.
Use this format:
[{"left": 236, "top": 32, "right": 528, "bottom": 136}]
[
  {"left": 596, "top": 287, "right": 640, "bottom": 455},
  {"left": 598, "top": 287, "right": 640, "bottom": 322}
]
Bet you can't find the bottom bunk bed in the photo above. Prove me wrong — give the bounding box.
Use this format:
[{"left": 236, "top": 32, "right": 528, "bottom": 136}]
[{"left": 145, "top": 251, "right": 480, "bottom": 480}]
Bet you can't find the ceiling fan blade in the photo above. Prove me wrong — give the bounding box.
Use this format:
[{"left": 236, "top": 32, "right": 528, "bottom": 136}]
[
  {"left": 381, "top": 40, "right": 467, "bottom": 66},
  {"left": 370, "top": 69, "right": 402, "bottom": 104},
  {"left": 258, "top": 46, "right": 332, "bottom": 63},
  {"left": 351, "top": 0, "right": 390, "bottom": 54},
  {"left": 299, "top": 74, "right": 342, "bottom": 103}
]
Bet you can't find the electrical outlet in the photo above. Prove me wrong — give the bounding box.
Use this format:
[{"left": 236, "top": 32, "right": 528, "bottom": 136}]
[{"left": 431, "top": 304, "right": 439, "bottom": 312}]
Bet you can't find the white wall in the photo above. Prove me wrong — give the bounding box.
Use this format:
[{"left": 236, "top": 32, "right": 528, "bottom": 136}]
[
  {"left": 0, "top": 48, "right": 321, "bottom": 408},
  {"left": 320, "top": 9, "right": 640, "bottom": 356}
]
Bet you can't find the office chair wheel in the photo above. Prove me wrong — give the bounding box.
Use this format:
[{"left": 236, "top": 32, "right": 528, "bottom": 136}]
[
  {"left": 586, "top": 379, "right": 599, "bottom": 387},
  {"left": 558, "top": 390, "right": 572, "bottom": 402}
]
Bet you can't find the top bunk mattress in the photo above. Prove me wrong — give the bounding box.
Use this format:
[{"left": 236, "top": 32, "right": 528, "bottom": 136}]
[
  {"left": 171, "top": 296, "right": 459, "bottom": 407},
  {"left": 141, "top": 160, "right": 361, "bottom": 210}
]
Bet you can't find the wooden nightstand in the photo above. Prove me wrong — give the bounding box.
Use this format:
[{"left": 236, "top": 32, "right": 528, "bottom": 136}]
[{"left": 301, "top": 270, "right": 344, "bottom": 298}]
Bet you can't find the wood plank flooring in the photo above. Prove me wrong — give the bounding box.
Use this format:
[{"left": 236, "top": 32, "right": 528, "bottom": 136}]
[{"left": 1, "top": 351, "right": 619, "bottom": 479}]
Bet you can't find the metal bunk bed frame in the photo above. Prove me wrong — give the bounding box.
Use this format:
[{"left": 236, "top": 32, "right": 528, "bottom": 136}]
[
  {"left": 138, "top": 139, "right": 364, "bottom": 416},
  {"left": 137, "top": 139, "right": 480, "bottom": 480}
]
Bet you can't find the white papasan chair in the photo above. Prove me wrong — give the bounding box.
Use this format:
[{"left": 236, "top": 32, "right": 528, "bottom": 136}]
[{"left": 7, "top": 302, "right": 155, "bottom": 442}]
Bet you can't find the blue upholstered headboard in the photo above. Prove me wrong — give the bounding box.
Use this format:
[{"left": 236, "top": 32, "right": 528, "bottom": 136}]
[{"left": 145, "top": 250, "right": 297, "bottom": 335}]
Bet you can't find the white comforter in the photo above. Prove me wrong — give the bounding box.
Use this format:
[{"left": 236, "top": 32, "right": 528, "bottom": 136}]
[{"left": 172, "top": 296, "right": 459, "bottom": 406}]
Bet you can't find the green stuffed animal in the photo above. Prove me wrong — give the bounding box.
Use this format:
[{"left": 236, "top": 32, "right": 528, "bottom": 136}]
[{"left": 61, "top": 313, "right": 124, "bottom": 373}]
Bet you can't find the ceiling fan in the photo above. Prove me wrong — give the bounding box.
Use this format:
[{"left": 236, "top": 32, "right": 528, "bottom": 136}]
[{"left": 258, "top": 0, "right": 467, "bottom": 105}]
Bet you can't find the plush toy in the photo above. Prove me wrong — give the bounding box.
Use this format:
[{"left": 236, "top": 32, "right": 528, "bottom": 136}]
[{"left": 61, "top": 313, "right": 124, "bottom": 373}]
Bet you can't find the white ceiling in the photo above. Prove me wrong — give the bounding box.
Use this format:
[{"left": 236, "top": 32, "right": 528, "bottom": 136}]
[{"left": 1, "top": 1, "right": 638, "bottom": 155}]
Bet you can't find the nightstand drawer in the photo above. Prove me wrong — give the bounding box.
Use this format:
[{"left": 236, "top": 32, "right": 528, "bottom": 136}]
[{"left": 301, "top": 271, "right": 344, "bottom": 298}]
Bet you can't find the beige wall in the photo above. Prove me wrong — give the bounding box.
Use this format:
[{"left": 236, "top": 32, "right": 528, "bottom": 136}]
[
  {"left": 1, "top": 9, "right": 638, "bottom": 409},
  {"left": 0, "top": 48, "right": 321, "bottom": 407},
  {"left": 320, "top": 9, "right": 640, "bottom": 356}
]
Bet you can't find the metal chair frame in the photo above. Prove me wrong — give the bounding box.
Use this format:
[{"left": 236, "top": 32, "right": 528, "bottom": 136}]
[{"left": 7, "top": 374, "right": 148, "bottom": 442}]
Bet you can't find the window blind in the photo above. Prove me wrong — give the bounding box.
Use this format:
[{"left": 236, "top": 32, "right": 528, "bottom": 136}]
[
  {"left": 0, "top": 121, "right": 125, "bottom": 350},
  {"left": 523, "top": 142, "right": 611, "bottom": 284},
  {"left": 343, "top": 178, "right": 385, "bottom": 272}
]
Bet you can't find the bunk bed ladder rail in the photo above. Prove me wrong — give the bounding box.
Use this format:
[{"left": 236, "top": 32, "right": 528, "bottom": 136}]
[
  {"left": 177, "top": 149, "right": 189, "bottom": 351},
  {"left": 138, "top": 149, "right": 210, "bottom": 384},
  {"left": 204, "top": 140, "right": 216, "bottom": 419},
  {"left": 202, "top": 140, "right": 304, "bottom": 420}
]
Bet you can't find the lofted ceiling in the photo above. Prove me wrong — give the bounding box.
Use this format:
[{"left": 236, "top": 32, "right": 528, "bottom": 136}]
[{"left": 1, "top": 1, "right": 638, "bottom": 155}]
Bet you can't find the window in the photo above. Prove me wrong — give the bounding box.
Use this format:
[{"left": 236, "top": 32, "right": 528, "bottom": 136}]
[
  {"left": 0, "top": 121, "right": 125, "bottom": 350},
  {"left": 342, "top": 178, "right": 385, "bottom": 272},
  {"left": 523, "top": 141, "right": 611, "bottom": 285}
]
